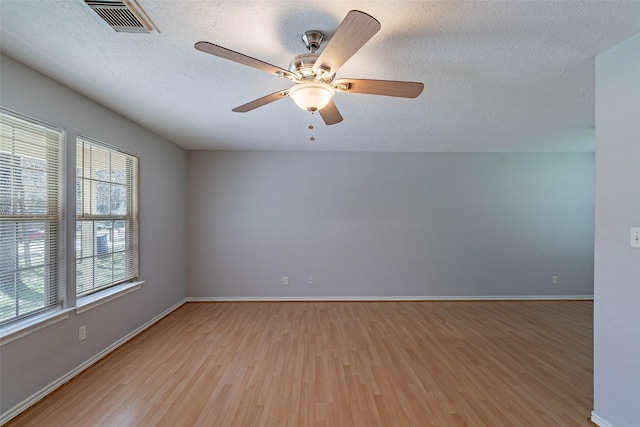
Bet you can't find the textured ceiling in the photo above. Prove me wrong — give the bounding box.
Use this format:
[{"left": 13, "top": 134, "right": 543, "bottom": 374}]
[{"left": 1, "top": 1, "right": 640, "bottom": 152}]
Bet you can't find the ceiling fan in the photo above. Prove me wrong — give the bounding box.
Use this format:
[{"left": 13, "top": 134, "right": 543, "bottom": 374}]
[{"left": 195, "top": 10, "right": 424, "bottom": 125}]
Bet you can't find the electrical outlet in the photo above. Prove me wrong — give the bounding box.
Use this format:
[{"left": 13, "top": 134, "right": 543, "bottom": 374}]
[
  {"left": 283, "top": 276, "right": 289, "bottom": 285},
  {"left": 308, "top": 276, "right": 313, "bottom": 285},
  {"left": 79, "top": 325, "right": 87, "bottom": 341},
  {"left": 631, "top": 227, "right": 640, "bottom": 248},
  {"left": 552, "top": 276, "right": 558, "bottom": 284}
]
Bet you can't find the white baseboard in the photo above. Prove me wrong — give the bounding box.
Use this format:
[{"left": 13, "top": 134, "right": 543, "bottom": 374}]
[
  {"left": 0, "top": 298, "right": 187, "bottom": 426},
  {"left": 187, "top": 295, "right": 594, "bottom": 302},
  {"left": 591, "top": 411, "right": 614, "bottom": 427}
]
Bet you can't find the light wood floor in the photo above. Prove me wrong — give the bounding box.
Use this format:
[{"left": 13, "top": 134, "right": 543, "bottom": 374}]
[{"left": 8, "top": 301, "right": 593, "bottom": 426}]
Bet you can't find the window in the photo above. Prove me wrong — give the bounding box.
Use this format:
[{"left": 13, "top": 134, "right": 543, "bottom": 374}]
[
  {"left": 0, "top": 109, "right": 64, "bottom": 325},
  {"left": 76, "top": 136, "right": 138, "bottom": 296}
]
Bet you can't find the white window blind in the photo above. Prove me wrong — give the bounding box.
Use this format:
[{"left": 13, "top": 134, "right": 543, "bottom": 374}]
[
  {"left": 0, "top": 108, "right": 64, "bottom": 325},
  {"left": 76, "top": 136, "right": 138, "bottom": 296}
]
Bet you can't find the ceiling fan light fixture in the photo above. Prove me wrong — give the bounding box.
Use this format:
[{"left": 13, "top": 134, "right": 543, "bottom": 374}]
[{"left": 289, "top": 81, "right": 335, "bottom": 111}]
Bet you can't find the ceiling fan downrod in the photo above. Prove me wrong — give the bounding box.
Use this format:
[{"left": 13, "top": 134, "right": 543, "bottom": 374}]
[{"left": 302, "top": 30, "right": 324, "bottom": 53}]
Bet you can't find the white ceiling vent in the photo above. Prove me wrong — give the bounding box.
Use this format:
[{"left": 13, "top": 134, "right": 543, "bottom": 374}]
[{"left": 84, "top": 0, "right": 156, "bottom": 33}]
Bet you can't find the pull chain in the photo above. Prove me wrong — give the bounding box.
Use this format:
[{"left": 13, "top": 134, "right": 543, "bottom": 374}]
[{"left": 308, "top": 111, "right": 315, "bottom": 141}]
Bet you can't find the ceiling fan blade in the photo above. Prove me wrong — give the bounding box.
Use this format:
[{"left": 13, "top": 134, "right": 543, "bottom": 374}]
[
  {"left": 232, "top": 90, "right": 289, "bottom": 113},
  {"left": 195, "top": 41, "right": 296, "bottom": 80},
  {"left": 333, "top": 78, "right": 424, "bottom": 98},
  {"left": 312, "top": 10, "right": 381, "bottom": 76},
  {"left": 319, "top": 99, "right": 343, "bottom": 125}
]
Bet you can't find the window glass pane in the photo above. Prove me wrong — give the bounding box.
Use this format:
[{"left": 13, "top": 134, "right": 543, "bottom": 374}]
[
  {"left": 92, "top": 181, "right": 110, "bottom": 216},
  {"left": 95, "top": 254, "right": 113, "bottom": 289},
  {"left": 79, "top": 221, "right": 94, "bottom": 258},
  {"left": 96, "top": 220, "right": 112, "bottom": 255},
  {"left": 76, "top": 177, "right": 82, "bottom": 216},
  {"left": 16, "top": 222, "right": 46, "bottom": 267},
  {"left": 76, "top": 257, "right": 93, "bottom": 295},
  {"left": 90, "top": 144, "right": 110, "bottom": 180},
  {"left": 111, "top": 183, "right": 127, "bottom": 215},
  {"left": 110, "top": 150, "right": 127, "bottom": 184},
  {"left": 0, "top": 271, "right": 17, "bottom": 322},
  {"left": 81, "top": 175, "right": 92, "bottom": 216},
  {"left": 17, "top": 265, "right": 45, "bottom": 315},
  {"left": 112, "top": 252, "right": 126, "bottom": 283},
  {"left": 113, "top": 220, "right": 126, "bottom": 252}
]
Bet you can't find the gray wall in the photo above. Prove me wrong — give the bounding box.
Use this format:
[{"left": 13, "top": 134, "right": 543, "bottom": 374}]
[
  {"left": 187, "top": 151, "right": 594, "bottom": 298},
  {"left": 593, "top": 32, "right": 640, "bottom": 427},
  {"left": 0, "top": 55, "right": 188, "bottom": 414}
]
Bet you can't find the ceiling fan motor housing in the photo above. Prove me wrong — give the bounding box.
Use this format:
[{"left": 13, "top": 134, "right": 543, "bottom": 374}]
[
  {"left": 288, "top": 30, "right": 333, "bottom": 82},
  {"left": 289, "top": 53, "right": 333, "bottom": 82}
]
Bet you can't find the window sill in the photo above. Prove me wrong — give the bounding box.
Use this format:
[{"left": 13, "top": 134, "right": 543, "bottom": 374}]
[
  {"left": 0, "top": 308, "right": 74, "bottom": 347},
  {"left": 76, "top": 281, "right": 145, "bottom": 314},
  {"left": 0, "top": 282, "right": 145, "bottom": 347}
]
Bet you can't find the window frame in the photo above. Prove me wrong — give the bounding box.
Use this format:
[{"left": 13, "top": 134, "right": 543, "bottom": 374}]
[
  {"left": 75, "top": 134, "right": 139, "bottom": 297},
  {"left": 0, "top": 107, "right": 65, "bottom": 326}
]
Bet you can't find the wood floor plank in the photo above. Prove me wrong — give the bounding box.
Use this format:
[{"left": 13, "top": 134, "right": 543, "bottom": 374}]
[{"left": 7, "top": 301, "right": 593, "bottom": 426}]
